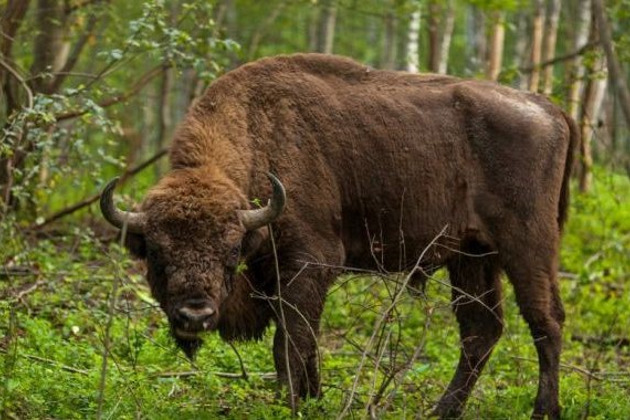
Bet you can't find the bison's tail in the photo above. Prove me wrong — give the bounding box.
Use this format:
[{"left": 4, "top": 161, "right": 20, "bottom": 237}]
[{"left": 558, "top": 111, "right": 579, "bottom": 232}]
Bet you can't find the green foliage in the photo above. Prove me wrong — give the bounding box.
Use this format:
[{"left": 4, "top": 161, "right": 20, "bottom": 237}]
[
  {"left": 1, "top": 0, "right": 236, "bottom": 223},
  {"left": 1, "top": 168, "right": 629, "bottom": 418}
]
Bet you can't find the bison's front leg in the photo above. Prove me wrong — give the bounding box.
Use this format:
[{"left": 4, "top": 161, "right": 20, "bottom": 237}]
[{"left": 270, "top": 271, "right": 328, "bottom": 411}]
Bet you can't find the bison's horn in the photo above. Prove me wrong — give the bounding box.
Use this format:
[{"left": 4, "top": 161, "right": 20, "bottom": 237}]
[
  {"left": 238, "top": 173, "right": 286, "bottom": 231},
  {"left": 100, "top": 177, "right": 147, "bottom": 234}
]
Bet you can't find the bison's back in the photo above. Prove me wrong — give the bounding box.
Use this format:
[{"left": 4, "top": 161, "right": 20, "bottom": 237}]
[{"left": 179, "top": 54, "right": 572, "bottom": 270}]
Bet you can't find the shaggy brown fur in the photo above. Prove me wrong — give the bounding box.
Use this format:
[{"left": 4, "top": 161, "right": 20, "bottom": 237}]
[{"left": 112, "top": 53, "right": 577, "bottom": 418}]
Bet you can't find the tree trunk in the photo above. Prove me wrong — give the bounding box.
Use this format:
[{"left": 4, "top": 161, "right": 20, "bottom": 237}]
[
  {"left": 30, "top": 0, "right": 70, "bottom": 94},
  {"left": 465, "top": 5, "right": 486, "bottom": 75},
  {"left": 316, "top": 0, "right": 337, "bottom": 54},
  {"left": 382, "top": 3, "right": 398, "bottom": 70},
  {"left": 486, "top": 10, "right": 505, "bottom": 81},
  {"left": 541, "top": 0, "right": 562, "bottom": 95},
  {"left": 579, "top": 57, "right": 607, "bottom": 192},
  {"left": 528, "top": 0, "right": 545, "bottom": 92},
  {"left": 427, "top": 1, "right": 441, "bottom": 72},
  {"left": 307, "top": 5, "right": 318, "bottom": 52},
  {"left": 567, "top": 0, "right": 591, "bottom": 120},
  {"left": 592, "top": 0, "right": 630, "bottom": 130},
  {"left": 579, "top": 16, "right": 608, "bottom": 193},
  {"left": 437, "top": 0, "right": 455, "bottom": 75},
  {"left": 406, "top": 9, "right": 421, "bottom": 73},
  {"left": 0, "top": 0, "right": 31, "bottom": 120},
  {"left": 513, "top": 11, "right": 529, "bottom": 89}
]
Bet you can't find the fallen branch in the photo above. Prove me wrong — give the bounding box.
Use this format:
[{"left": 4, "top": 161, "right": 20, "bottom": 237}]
[
  {"left": 0, "top": 348, "right": 89, "bottom": 376},
  {"left": 154, "top": 370, "right": 276, "bottom": 380},
  {"left": 511, "top": 356, "right": 603, "bottom": 381},
  {"left": 30, "top": 147, "right": 168, "bottom": 229},
  {"left": 0, "top": 266, "right": 38, "bottom": 279}
]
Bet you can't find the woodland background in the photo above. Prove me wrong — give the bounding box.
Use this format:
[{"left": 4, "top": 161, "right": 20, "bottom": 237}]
[{"left": 1, "top": 0, "right": 629, "bottom": 418}]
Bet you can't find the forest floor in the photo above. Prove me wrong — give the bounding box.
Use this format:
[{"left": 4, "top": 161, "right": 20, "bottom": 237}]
[{"left": 1, "top": 168, "right": 629, "bottom": 419}]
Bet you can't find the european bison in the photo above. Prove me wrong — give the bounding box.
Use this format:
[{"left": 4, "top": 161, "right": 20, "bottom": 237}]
[{"left": 100, "top": 53, "right": 577, "bottom": 418}]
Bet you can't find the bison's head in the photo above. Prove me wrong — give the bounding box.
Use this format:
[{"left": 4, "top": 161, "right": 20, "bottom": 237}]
[{"left": 100, "top": 169, "right": 285, "bottom": 358}]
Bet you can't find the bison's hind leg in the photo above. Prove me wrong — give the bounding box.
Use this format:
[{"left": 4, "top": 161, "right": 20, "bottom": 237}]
[
  {"left": 500, "top": 230, "right": 564, "bottom": 420},
  {"left": 432, "top": 249, "right": 503, "bottom": 418}
]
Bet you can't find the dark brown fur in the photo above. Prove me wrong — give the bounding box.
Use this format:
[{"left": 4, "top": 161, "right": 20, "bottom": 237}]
[{"left": 120, "top": 54, "right": 577, "bottom": 418}]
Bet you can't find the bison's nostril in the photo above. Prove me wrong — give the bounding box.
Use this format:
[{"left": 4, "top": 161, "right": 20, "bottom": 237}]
[{"left": 178, "top": 304, "right": 215, "bottom": 323}]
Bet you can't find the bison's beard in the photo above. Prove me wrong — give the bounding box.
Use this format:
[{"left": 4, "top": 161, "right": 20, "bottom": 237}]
[{"left": 172, "top": 331, "right": 203, "bottom": 359}]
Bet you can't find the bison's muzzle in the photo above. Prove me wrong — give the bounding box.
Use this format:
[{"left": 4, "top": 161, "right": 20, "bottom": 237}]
[{"left": 172, "top": 298, "right": 218, "bottom": 338}]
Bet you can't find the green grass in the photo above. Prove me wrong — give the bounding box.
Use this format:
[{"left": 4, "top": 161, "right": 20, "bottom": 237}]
[{"left": 1, "top": 168, "right": 629, "bottom": 419}]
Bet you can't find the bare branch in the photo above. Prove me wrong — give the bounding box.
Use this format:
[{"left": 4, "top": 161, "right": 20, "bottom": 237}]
[
  {"left": 0, "top": 56, "right": 33, "bottom": 108},
  {"left": 54, "top": 65, "right": 165, "bottom": 121},
  {"left": 0, "top": 348, "right": 89, "bottom": 376},
  {"left": 519, "top": 41, "right": 600, "bottom": 74}
]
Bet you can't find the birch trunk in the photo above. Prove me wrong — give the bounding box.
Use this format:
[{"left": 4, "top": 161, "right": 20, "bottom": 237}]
[{"left": 406, "top": 10, "right": 421, "bottom": 73}]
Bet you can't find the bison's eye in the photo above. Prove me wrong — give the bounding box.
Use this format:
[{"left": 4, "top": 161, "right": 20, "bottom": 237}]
[{"left": 226, "top": 245, "right": 241, "bottom": 269}]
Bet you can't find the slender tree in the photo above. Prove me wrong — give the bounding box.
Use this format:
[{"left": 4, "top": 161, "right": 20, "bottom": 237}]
[
  {"left": 541, "top": 0, "right": 562, "bottom": 95},
  {"left": 579, "top": 12, "right": 608, "bottom": 192},
  {"left": 437, "top": 0, "right": 455, "bottom": 75},
  {"left": 567, "top": 0, "right": 592, "bottom": 121},
  {"left": 382, "top": 0, "right": 398, "bottom": 70},
  {"left": 486, "top": 10, "right": 505, "bottom": 81},
  {"left": 529, "top": 0, "right": 545, "bottom": 92},
  {"left": 592, "top": 0, "right": 630, "bottom": 129},
  {"left": 465, "top": 4, "right": 486, "bottom": 75},
  {"left": 316, "top": 0, "right": 337, "bottom": 54},
  {"left": 406, "top": 8, "right": 421, "bottom": 72}
]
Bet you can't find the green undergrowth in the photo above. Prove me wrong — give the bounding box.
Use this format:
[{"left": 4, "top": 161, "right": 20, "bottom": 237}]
[{"left": 1, "top": 168, "right": 629, "bottom": 419}]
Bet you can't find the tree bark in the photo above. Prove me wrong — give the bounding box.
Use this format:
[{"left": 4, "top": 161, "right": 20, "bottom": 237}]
[
  {"left": 427, "top": 1, "right": 441, "bottom": 72},
  {"left": 406, "top": 9, "right": 421, "bottom": 73},
  {"left": 592, "top": 0, "right": 630, "bottom": 129},
  {"left": 579, "top": 15, "right": 608, "bottom": 193},
  {"left": 513, "top": 11, "right": 529, "bottom": 89},
  {"left": 542, "top": 0, "right": 562, "bottom": 95},
  {"left": 437, "top": 0, "right": 455, "bottom": 75},
  {"left": 381, "top": 2, "right": 398, "bottom": 70},
  {"left": 316, "top": 0, "right": 337, "bottom": 54},
  {"left": 528, "top": 0, "right": 545, "bottom": 92},
  {"left": 486, "top": 10, "right": 505, "bottom": 81},
  {"left": 567, "top": 0, "right": 592, "bottom": 120},
  {"left": 465, "top": 4, "right": 486, "bottom": 75},
  {"left": 1, "top": 0, "right": 32, "bottom": 118},
  {"left": 30, "top": 0, "right": 70, "bottom": 94}
]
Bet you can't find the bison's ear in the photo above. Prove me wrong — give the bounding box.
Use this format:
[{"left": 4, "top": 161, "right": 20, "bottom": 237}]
[
  {"left": 241, "top": 227, "right": 269, "bottom": 259},
  {"left": 122, "top": 232, "right": 147, "bottom": 259}
]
